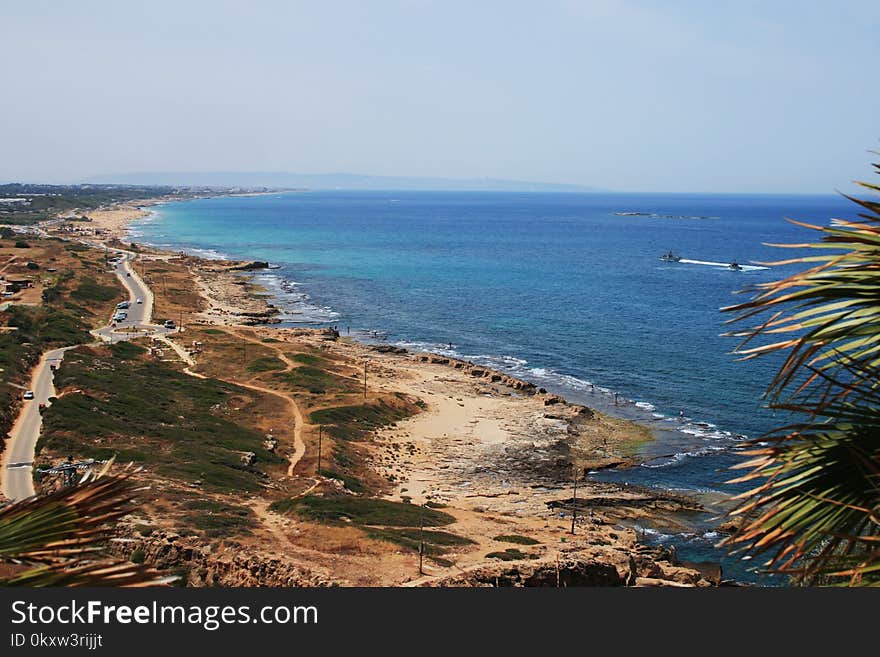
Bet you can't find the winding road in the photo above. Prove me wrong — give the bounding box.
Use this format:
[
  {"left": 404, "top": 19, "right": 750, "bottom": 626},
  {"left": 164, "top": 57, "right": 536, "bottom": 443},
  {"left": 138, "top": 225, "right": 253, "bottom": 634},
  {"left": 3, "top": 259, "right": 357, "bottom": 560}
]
[{"left": 1, "top": 249, "right": 174, "bottom": 501}]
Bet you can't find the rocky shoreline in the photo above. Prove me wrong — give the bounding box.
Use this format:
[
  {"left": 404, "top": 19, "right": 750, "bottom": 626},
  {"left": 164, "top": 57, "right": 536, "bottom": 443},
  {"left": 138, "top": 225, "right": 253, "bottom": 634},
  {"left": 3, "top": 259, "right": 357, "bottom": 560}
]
[{"left": 25, "top": 201, "right": 731, "bottom": 587}]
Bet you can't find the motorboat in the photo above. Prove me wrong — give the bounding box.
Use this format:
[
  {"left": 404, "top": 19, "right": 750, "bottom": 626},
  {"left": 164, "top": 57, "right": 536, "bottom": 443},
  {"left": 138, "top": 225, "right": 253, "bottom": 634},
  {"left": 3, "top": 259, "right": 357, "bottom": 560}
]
[{"left": 660, "top": 251, "right": 682, "bottom": 262}]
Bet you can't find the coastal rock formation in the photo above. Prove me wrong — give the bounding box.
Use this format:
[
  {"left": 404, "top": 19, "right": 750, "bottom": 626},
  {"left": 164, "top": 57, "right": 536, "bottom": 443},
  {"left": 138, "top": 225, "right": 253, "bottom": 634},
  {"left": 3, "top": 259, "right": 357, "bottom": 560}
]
[
  {"left": 420, "top": 557, "right": 622, "bottom": 587},
  {"left": 109, "top": 529, "right": 336, "bottom": 587},
  {"left": 228, "top": 260, "right": 270, "bottom": 271},
  {"left": 415, "top": 353, "right": 537, "bottom": 393},
  {"left": 371, "top": 345, "right": 409, "bottom": 355}
]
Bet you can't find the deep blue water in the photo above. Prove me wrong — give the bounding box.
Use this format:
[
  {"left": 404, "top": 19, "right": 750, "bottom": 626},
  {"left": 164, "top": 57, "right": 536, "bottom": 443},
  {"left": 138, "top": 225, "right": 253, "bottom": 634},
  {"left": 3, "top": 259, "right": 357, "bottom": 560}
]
[{"left": 131, "top": 190, "right": 858, "bottom": 581}]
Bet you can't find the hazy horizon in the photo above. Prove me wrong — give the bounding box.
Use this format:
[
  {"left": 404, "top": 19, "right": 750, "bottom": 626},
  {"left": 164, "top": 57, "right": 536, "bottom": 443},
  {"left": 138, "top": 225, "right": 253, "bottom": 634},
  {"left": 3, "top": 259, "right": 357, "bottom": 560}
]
[{"left": 1, "top": 1, "right": 878, "bottom": 194}]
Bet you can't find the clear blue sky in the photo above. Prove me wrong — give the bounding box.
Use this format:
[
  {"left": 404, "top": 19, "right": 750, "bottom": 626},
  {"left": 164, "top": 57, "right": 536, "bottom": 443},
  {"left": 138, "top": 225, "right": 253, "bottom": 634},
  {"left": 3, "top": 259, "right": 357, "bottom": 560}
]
[{"left": 1, "top": 0, "right": 878, "bottom": 192}]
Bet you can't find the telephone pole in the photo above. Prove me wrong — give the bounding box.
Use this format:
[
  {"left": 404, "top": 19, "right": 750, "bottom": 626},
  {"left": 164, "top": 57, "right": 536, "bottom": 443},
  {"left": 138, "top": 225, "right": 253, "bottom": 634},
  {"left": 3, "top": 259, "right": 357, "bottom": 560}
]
[
  {"left": 418, "top": 504, "right": 425, "bottom": 575},
  {"left": 571, "top": 465, "right": 579, "bottom": 535},
  {"left": 363, "top": 361, "right": 368, "bottom": 401},
  {"left": 316, "top": 425, "right": 323, "bottom": 475}
]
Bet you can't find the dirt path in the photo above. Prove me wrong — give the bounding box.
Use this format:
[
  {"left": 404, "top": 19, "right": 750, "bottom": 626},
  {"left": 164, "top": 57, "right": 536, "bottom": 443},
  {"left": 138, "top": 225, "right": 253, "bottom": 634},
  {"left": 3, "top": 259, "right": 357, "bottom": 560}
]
[
  {"left": 0, "top": 255, "right": 17, "bottom": 274},
  {"left": 226, "top": 329, "right": 306, "bottom": 474},
  {"left": 160, "top": 329, "right": 306, "bottom": 475}
]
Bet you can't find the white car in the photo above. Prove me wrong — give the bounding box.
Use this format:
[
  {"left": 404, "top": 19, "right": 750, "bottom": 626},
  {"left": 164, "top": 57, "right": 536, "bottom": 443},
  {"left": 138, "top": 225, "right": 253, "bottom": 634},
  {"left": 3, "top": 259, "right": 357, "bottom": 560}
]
[
  {"left": 136, "top": 298, "right": 143, "bottom": 304},
  {"left": 23, "top": 390, "right": 34, "bottom": 400}
]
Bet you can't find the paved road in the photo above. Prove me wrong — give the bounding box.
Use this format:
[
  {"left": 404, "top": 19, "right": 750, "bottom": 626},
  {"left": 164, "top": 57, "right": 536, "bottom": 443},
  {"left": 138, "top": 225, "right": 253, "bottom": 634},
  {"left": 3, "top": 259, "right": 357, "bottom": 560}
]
[
  {"left": 1, "top": 248, "right": 175, "bottom": 501},
  {"left": 92, "top": 251, "right": 173, "bottom": 343},
  {"left": 1, "top": 348, "right": 71, "bottom": 500}
]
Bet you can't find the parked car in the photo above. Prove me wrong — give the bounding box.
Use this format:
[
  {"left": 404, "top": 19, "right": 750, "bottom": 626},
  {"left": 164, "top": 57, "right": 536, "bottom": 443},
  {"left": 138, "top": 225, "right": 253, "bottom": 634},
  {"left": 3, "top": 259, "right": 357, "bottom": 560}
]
[
  {"left": 23, "top": 390, "right": 34, "bottom": 400},
  {"left": 116, "top": 301, "right": 131, "bottom": 309},
  {"left": 136, "top": 298, "right": 143, "bottom": 304},
  {"left": 164, "top": 320, "right": 176, "bottom": 329}
]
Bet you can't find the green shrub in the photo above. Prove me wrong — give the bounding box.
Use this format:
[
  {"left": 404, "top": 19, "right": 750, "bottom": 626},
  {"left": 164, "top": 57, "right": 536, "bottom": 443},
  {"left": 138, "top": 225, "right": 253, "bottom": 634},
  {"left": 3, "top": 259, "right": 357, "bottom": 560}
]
[
  {"left": 494, "top": 535, "right": 541, "bottom": 545},
  {"left": 269, "top": 495, "right": 455, "bottom": 527},
  {"left": 71, "top": 277, "right": 118, "bottom": 303},
  {"left": 247, "top": 356, "right": 286, "bottom": 372},
  {"left": 486, "top": 548, "right": 536, "bottom": 561},
  {"left": 276, "top": 366, "right": 355, "bottom": 394}
]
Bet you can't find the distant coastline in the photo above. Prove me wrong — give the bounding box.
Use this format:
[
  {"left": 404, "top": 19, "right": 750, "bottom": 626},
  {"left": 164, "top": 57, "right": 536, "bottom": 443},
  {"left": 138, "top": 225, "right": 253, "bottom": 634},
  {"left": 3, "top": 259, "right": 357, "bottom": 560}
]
[{"left": 87, "top": 171, "right": 602, "bottom": 193}]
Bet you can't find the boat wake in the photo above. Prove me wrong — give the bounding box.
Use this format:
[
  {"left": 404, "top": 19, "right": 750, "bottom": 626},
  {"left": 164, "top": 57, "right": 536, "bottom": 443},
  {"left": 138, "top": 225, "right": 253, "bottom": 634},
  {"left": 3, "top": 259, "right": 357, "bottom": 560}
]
[{"left": 678, "top": 259, "right": 769, "bottom": 271}]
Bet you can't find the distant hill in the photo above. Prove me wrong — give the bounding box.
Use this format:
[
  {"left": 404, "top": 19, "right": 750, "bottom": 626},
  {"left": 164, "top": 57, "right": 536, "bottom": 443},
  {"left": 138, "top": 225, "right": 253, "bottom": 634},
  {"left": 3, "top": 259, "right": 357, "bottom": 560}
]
[{"left": 85, "top": 171, "right": 599, "bottom": 193}]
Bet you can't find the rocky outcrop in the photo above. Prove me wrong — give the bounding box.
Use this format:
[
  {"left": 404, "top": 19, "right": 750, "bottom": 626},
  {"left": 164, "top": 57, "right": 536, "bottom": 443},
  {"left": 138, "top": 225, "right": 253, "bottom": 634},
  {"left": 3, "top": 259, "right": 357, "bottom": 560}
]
[
  {"left": 418, "top": 557, "right": 622, "bottom": 587},
  {"left": 229, "top": 261, "right": 270, "bottom": 271},
  {"left": 234, "top": 309, "right": 281, "bottom": 325},
  {"left": 371, "top": 345, "right": 408, "bottom": 355},
  {"left": 109, "top": 530, "right": 336, "bottom": 587},
  {"left": 415, "top": 353, "right": 537, "bottom": 393}
]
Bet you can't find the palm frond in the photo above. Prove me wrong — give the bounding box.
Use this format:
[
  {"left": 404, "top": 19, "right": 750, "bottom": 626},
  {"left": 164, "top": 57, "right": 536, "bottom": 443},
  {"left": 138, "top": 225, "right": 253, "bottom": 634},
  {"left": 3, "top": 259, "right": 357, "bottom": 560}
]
[
  {"left": 0, "top": 467, "right": 145, "bottom": 561},
  {"left": 2, "top": 560, "right": 175, "bottom": 587},
  {"left": 0, "top": 465, "right": 171, "bottom": 587},
  {"left": 722, "top": 163, "right": 880, "bottom": 585}
]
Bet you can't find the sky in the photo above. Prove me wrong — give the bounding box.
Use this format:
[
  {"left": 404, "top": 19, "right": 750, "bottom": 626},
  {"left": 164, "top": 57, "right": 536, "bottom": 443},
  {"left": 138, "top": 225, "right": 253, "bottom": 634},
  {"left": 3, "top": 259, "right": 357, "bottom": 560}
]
[{"left": 1, "top": 0, "right": 878, "bottom": 193}]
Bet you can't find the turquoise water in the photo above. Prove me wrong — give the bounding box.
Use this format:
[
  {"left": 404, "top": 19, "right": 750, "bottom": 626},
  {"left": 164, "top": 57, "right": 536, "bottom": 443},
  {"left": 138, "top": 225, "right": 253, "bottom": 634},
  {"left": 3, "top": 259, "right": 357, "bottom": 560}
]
[{"left": 132, "top": 190, "right": 857, "bottom": 581}]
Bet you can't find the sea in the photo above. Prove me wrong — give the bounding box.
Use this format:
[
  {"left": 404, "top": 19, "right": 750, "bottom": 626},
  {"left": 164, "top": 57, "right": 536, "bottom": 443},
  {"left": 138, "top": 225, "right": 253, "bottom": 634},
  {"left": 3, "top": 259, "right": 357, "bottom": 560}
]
[{"left": 130, "top": 190, "right": 858, "bottom": 583}]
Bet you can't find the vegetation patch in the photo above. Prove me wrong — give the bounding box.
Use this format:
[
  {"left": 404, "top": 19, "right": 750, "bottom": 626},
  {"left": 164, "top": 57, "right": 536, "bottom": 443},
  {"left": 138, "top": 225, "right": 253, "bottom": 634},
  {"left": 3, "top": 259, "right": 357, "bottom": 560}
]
[
  {"left": 71, "top": 277, "right": 119, "bottom": 303},
  {"left": 40, "top": 346, "right": 285, "bottom": 493},
  {"left": 494, "top": 534, "right": 541, "bottom": 545},
  {"left": 247, "top": 356, "right": 287, "bottom": 372},
  {"left": 269, "top": 495, "right": 455, "bottom": 527},
  {"left": 5, "top": 305, "right": 91, "bottom": 347},
  {"left": 289, "top": 352, "right": 323, "bottom": 365},
  {"left": 318, "top": 468, "right": 365, "bottom": 493},
  {"left": 276, "top": 366, "right": 355, "bottom": 394},
  {"left": 309, "top": 401, "right": 414, "bottom": 441},
  {"left": 486, "top": 548, "right": 537, "bottom": 561},
  {"left": 366, "top": 527, "right": 474, "bottom": 557},
  {"left": 181, "top": 501, "right": 256, "bottom": 537}
]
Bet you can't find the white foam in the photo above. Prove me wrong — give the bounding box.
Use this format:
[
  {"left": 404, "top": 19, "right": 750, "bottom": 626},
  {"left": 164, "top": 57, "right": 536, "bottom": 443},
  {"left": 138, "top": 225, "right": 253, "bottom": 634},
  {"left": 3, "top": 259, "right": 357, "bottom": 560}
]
[
  {"left": 678, "top": 259, "right": 769, "bottom": 271},
  {"left": 250, "top": 271, "right": 340, "bottom": 324}
]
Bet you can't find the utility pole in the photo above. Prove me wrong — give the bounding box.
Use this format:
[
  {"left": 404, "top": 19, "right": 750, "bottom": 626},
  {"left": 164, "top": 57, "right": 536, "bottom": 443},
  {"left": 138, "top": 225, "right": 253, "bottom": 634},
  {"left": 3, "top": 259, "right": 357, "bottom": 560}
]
[
  {"left": 363, "top": 361, "right": 368, "bottom": 401},
  {"left": 571, "top": 464, "right": 579, "bottom": 535},
  {"left": 243, "top": 338, "right": 247, "bottom": 366},
  {"left": 316, "top": 425, "right": 323, "bottom": 475},
  {"left": 418, "top": 504, "right": 425, "bottom": 575}
]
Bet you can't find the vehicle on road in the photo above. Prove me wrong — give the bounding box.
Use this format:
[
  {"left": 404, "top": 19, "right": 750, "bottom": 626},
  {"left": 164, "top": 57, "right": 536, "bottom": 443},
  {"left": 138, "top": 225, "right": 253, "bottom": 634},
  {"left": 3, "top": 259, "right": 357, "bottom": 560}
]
[
  {"left": 23, "top": 390, "right": 34, "bottom": 400},
  {"left": 164, "top": 320, "right": 176, "bottom": 329},
  {"left": 117, "top": 301, "right": 131, "bottom": 309},
  {"left": 136, "top": 298, "right": 143, "bottom": 304},
  {"left": 113, "top": 311, "right": 127, "bottom": 322}
]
